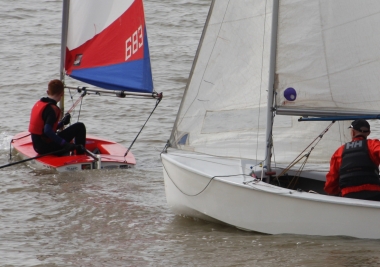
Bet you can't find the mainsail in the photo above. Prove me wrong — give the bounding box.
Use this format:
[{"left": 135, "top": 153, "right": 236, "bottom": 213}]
[
  {"left": 275, "top": 1, "right": 380, "bottom": 116},
  {"left": 168, "top": 0, "right": 380, "bottom": 166},
  {"left": 63, "top": 0, "right": 153, "bottom": 93}
]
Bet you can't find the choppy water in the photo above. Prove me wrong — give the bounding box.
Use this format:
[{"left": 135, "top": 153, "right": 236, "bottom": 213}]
[{"left": 0, "top": 0, "right": 380, "bottom": 266}]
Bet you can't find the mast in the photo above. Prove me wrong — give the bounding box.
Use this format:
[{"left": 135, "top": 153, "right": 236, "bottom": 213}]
[
  {"left": 264, "top": 0, "right": 279, "bottom": 180},
  {"left": 59, "top": 0, "right": 70, "bottom": 115}
]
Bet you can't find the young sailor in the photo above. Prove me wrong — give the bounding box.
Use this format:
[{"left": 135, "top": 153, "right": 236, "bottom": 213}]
[
  {"left": 325, "top": 119, "right": 380, "bottom": 201},
  {"left": 29, "top": 79, "right": 86, "bottom": 155}
]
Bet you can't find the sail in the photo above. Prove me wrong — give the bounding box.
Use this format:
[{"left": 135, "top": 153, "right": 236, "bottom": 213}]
[
  {"left": 169, "top": 0, "right": 273, "bottom": 160},
  {"left": 275, "top": 1, "right": 380, "bottom": 116},
  {"left": 270, "top": 0, "right": 380, "bottom": 165},
  {"left": 169, "top": 0, "right": 352, "bottom": 166},
  {"left": 64, "top": 0, "right": 153, "bottom": 93}
]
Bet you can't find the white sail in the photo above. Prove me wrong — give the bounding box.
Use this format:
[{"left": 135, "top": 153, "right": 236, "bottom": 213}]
[
  {"left": 170, "top": 0, "right": 273, "bottom": 161},
  {"left": 276, "top": 0, "right": 380, "bottom": 115},
  {"left": 67, "top": 0, "right": 134, "bottom": 51},
  {"left": 169, "top": 0, "right": 351, "bottom": 165},
  {"left": 271, "top": 0, "right": 380, "bottom": 165}
]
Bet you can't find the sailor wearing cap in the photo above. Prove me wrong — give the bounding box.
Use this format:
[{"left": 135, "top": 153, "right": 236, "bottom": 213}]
[{"left": 325, "top": 119, "right": 380, "bottom": 201}]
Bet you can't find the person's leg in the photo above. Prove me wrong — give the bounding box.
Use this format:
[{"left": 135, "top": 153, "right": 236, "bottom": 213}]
[
  {"left": 58, "top": 122, "right": 86, "bottom": 154},
  {"left": 31, "top": 135, "right": 66, "bottom": 155},
  {"left": 35, "top": 142, "right": 63, "bottom": 155},
  {"left": 344, "top": 190, "right": 380, "bottom": 201}
]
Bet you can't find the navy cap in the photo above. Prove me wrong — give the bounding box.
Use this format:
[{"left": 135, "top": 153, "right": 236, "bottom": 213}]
[{"left": 348, "top": 119, "right": 370, "bottom": 133}]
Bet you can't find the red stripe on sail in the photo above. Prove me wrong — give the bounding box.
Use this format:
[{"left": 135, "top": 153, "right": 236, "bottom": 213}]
[{"left": 65, "top": 0, "right": 145, "bottom": 74}]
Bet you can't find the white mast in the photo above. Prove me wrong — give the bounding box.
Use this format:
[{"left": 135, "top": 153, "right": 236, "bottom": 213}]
[
  {"left": 59, "top": 0, "right": 70, "bottom": 115},
  {"left": 264, "top": 0, "right": 279, "bottom": 180}
]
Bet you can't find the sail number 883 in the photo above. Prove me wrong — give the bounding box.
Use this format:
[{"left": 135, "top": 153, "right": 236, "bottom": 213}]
[{"left": 125, "top": 25, "right": 143, "bottom": 61}]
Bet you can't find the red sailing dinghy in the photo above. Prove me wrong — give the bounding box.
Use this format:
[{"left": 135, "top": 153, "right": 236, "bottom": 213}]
[
  {"left": 12, "top": 133, "right": 136, "bottom": 171},
  {"left": 12, "top": 0, "right": 160, "bottom": 172}
]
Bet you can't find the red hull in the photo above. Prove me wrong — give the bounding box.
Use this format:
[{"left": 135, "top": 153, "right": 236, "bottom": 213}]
[{"left": 12, "top": 132, "right": 136, "bottom": 172}]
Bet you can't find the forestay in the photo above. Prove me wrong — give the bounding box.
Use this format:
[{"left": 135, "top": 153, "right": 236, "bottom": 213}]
[
  {"left": 168, "top": 0, "right": 374, "bottom": 167},
  {"left": 64, "top": 0, "right": 153, "bottom": 93}
]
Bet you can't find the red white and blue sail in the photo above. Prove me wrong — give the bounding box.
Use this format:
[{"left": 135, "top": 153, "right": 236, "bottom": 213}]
[{"left": 64, "top": 0, "right": 153, "bottom": 93}]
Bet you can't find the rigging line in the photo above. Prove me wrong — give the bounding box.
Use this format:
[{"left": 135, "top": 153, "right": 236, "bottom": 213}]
[
  {"left": 124, "top": 94, "right": 163, "bottom": 157},
  {"left": 1, "top": 147, "right": 68, "bottom": 170},
  {"left": 174, "top": 0, "right": 228, "bottom": 131},
  {"left": 9, "top": 134, "right": 31, "bottom": 160},
  {"left": 255, "top": 0, "right": 270, "bottom": 163},
  {"left": 77, "top": 96, "right": 84, "bottom": 122},
  {"left": 287, "top": 154, "right": 310, "bottom": 189},
  {"left": 161, "top": 140, "right": 170, "bottom": 154},
  {"left": 66, "top": 89, "right": 87, "bottom": 123},
  {"left": 338, "top": 120, "right": 344, "bottom": 145},
  {"left": 276, "top": 122, "right": 335, "bottom": 180},
  {"left": 283, "top": 121, "right": 335, "bottom": 170},
  {"left": 66, "top": 89, "right": 86, "bottom": 115},
  {"left": 161, "top": 153, "right": 251, "bottom": 197},
  {"left": 68, "top": 87, "right": 75, "bottom": 110},
  {"left": 271, "top": 92, "right": 278, "bottom": 170}
]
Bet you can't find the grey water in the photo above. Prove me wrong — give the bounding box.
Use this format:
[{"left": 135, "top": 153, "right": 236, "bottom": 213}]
[{"left": 0, "top": 0, "right": 380, "bottom": 266}]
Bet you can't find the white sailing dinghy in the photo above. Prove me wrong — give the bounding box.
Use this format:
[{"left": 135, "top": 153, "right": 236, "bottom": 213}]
[
  {"left": 161, "top": 0, "right": 380, "bottom": 238},
  {"left": 12, "top": 0, "right": 161, "bottom": 172}
]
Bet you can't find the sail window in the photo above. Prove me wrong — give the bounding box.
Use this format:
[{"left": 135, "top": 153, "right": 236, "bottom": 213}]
[
  {"left": 177, "top": 133, "right": 189, "bottom": 145},
  {"left": 73, "top": 54, "right": 83, "bottom": 66}
]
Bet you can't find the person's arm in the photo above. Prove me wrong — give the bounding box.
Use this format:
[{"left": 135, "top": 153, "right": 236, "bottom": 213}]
[
  {"left": 324, "top": 149, "right": 341, "bottom": 196},
  {"left": 42, "top": 105, "right": 66, "bottom": 146},
  {"left": 368, "top": 139, "right": 380, "bottom": 166},
  {"left": 43, "top": 124, "right": 66, "bottom": 146}
]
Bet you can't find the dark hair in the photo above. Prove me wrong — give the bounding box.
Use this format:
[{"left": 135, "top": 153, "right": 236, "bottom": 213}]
[{"left": 48, "top": 79, "right": 64, "bottom": 96}]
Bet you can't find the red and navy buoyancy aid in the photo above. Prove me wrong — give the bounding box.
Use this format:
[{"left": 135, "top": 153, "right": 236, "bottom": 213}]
[
  {"left": 28, "top": 100, "right": 61, "bottom": 135},
  {"left": 339, "top": 139, "right": 380, "bottom": 189}
]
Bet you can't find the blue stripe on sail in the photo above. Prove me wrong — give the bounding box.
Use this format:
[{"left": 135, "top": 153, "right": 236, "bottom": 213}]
[{"left": 69, "top": 58, "right": 153, "bottom": 93}]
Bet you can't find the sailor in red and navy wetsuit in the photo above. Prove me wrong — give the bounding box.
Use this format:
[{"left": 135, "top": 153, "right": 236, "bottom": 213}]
[
  {"left": 29, "top": 79, "right": 86, "bottom": 155},
  {"left": 325, "top": 119, "right": 380, "bottom": 201}
]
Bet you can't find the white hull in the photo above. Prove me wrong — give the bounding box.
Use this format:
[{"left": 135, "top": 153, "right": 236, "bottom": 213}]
[{"left": 161, "top": 151, "right": 380, "bottom": 239}]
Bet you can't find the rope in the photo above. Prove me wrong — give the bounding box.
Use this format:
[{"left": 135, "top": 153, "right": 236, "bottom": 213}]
[
  {"left": 1, "top": 147, "right": 67, "bottom": 170},
  {"left": 275, "top": 121, "right": 336, "bottom": 188},
  {"left": 9, "top": 134, "right": 31, "bottom": 160},
  {"left": 124, "top": 93, "right": 163, "bottom": 157},
  {"left": 67, "top": 89, "right": 86, "bottom": 114},
  {"left": 64, "top": 89, "right": 86, "bottom": 124},
  {"left": 160, "top": 152, "right": 252, "bottom": 196}
]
